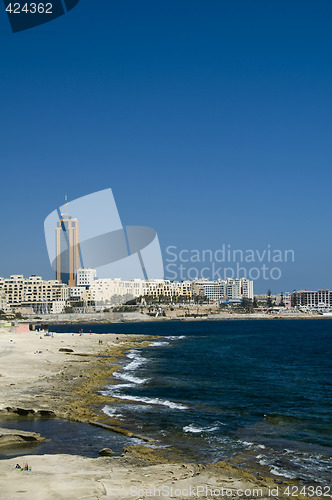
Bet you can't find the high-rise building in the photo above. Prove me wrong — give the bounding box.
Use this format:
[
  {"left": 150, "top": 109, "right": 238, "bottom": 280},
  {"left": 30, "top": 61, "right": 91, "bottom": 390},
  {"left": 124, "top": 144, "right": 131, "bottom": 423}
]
[{"left": 55, "top": 198, "right": 80, "bottom": 286}]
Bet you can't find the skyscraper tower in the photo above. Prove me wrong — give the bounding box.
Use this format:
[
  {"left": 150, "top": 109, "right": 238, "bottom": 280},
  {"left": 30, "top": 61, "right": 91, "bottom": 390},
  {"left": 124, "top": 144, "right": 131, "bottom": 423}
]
[{"left": 55, "top": 197, "right": 80, "bottom": 286}]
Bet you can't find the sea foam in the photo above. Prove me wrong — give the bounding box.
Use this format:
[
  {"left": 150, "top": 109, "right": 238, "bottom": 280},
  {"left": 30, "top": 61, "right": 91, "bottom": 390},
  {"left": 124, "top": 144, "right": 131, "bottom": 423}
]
[
  {"left": 183, "top": 423, "right": 220, "bottom": 433},
  {"left": 109, "top": 392, "right": 188, "bottom": 410},
  {"left": 102, "top": 405, "right": 123, "bottom": 418},
  {"left": 113, "top": 371, "right": 148, "bottom": 385},
  {"left": 165, "top": 335, "right": 186, "bottom": 340},
  {"left": 123, "top": 352, "right": 147, "bottom": 371}
]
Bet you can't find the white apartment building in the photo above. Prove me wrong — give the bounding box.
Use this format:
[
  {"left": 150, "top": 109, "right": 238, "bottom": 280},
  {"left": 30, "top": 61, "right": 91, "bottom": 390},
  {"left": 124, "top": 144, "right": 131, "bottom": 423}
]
[
  {"left": 241, "top": 278, "right": 254, "bottom": 299},
  {"left": 291, "top": 289, "right": 332, "bottom": 309},
  {"left": 89, "top": 278, "right": 149, "bottom": 304},
  {"left": 194, "top": 278, "right": 253, "bottom": 302},
  {"left": 0, "top": 275, "right": 69, "bottom": 309},
  {"left": 145, "top": 280, "right": 192, "bottom": 299},
  {"left": 51, "top": 301, "right": 67, "bottom": 314},
  {"left": 194, "top": 280, "right": 224, "bottom": 302},
  {"left": 226, "top": 279, "right": 253, "bottom": 299},
  {"left": 89, "top": 278, "right": 193, "bottom": 304},
  {"left": 76, "top": 268, "right": 97, "bottom": 287}
]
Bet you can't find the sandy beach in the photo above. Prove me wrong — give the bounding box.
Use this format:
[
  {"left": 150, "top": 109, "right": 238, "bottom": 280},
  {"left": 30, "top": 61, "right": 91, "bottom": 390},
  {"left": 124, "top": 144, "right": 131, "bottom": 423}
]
[{"left": 0, "top": 330, "right": 313, "bottom": 499}]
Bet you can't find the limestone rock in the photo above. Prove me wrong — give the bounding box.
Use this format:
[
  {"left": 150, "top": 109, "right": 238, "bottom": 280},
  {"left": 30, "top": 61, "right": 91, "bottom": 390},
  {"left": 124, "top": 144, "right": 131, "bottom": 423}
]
[
  {"left": 98, "top": 447, "right": 113, "bottom": 457},
  {"left": 0, "top": 427, "right": 46, "bottom": 447}
]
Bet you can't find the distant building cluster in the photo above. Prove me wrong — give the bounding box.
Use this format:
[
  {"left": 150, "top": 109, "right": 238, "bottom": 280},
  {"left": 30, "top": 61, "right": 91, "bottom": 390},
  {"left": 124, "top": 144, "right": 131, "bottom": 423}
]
[
  {"left": 1, "top": 271, "right": 331, "bottom": 315},
  {"left": 0, "top": 205, "right": 259, "bottom": 315},
  {"left": 0, "top": 272, "right": 254, "bottom": 314}
]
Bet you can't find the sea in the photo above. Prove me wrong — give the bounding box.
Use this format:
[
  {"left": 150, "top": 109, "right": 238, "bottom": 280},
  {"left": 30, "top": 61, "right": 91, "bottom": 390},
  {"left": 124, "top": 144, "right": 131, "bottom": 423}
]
[{"left": 2, "top": 319, "right": 332, "bottom": 485}]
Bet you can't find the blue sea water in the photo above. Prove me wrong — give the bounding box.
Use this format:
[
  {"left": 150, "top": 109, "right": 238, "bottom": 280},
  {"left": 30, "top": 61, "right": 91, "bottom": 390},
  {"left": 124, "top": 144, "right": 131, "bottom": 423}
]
[{"left": 52, "top": 319, "right": 332, "bottom": 484}]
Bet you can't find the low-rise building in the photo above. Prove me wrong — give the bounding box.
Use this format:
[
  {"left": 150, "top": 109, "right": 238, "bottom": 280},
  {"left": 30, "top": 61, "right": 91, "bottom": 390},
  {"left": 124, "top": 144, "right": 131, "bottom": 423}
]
[
  {"left": 89, "top": 278, "right": 193, "bottom": 305},
  {"left": 89, "top": 278, "right": 147, "bottom": 305},
  {"left": 0, "top": 275, "right": 69, "bottom": 313},
  {"left": 51, "top": 301, "right": 67, "bottom": 314},
  {"left": 149, "top": 280, "right": 192, "bottom": 299},
  {"left": 291, "top": 289, "right": 332, "bottom": 309}
]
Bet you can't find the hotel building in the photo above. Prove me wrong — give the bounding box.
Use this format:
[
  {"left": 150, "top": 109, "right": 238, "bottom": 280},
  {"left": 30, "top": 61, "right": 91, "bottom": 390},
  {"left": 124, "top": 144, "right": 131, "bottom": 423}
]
[
  {"left": 0, "top": 275, "right": 69, "bottom": 313},
  {"left": 88, "top": 278, "right": 194, "bottom": 305},
  {"left": 55, "top": 201, "right": 80, "bottom": 287},
  {"left": 291, "top": 289, "right": 332, "bottom": 309},
  {"left": 194, "top": 278, "right": 254, "bottom": 302}
]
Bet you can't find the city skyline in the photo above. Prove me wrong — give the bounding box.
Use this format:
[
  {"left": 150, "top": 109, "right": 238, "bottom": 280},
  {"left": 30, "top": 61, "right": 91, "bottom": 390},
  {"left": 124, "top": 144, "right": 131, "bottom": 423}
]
[{"left": 1, "top": 271, "right": 332, "bottom": 315}]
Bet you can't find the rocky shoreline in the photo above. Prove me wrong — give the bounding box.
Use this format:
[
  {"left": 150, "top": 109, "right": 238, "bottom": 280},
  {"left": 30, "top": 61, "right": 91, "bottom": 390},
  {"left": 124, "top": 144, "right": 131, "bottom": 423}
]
[
  {"left": 0, "top": 427, "right": 45, "bottom": 448},
  {"left": 0, "top": 330, "right": 319, "bottom": 499}
]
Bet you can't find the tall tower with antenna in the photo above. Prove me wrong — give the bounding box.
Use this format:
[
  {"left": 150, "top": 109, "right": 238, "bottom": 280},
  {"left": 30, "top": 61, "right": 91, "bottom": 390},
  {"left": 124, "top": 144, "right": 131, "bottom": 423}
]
[{"left": 55, "top": 196, "right": 80, "bottom": 286}]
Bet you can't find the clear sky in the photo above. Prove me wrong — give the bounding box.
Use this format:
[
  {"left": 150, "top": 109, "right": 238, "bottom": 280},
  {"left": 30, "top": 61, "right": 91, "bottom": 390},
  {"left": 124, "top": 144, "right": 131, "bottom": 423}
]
[{"left": 0, "top": 1, "right": 331, "bottom": 293}]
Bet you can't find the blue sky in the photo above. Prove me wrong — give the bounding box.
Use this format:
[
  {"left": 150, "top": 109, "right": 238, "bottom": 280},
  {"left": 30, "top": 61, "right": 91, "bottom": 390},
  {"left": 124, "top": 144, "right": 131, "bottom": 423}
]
[{"left": 0, "top": 1, "right": 331, "bottom": 293}]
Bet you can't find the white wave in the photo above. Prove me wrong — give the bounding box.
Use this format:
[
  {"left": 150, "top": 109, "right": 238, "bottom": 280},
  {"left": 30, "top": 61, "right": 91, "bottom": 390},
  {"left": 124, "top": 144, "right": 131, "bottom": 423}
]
[
  {"left": 269, "top": 467, "right": 295, "bottom": 479},
  {"left": 151, "top": 341, "right": 170, "bottom": 346},
  {"left": 110, "top": 393, "right": 188, "bottom": 410},
  {"left": 124, "top": 352, "right": 147, "bottom": 371},
  {"left": 113, "top": 371, "right": 148, "bottom": 385},
  {"left": 100, "top": 383, "right": 134, "bottom": 396},
  {"left": 102, "top": 405, "right": 123, "bottom": 417},
  {"left": 165, "top": 335, "right": 186, "bottom": 340},
  {"left": 183, "top": 424, "right": 219, "bottom": 433},
  {"left": 240, "top": 441, "right": 254, "bottom": 447}
]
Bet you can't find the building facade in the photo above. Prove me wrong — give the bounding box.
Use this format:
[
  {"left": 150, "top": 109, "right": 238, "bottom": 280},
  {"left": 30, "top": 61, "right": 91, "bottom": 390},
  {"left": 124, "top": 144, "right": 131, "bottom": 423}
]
[
  {"left": 55, "top": 204, "right": 80, "bottom": 287},
  {"left": 0, "top": 274, "right": 254, "bottom": 313},
  {"left": 76, "top": 268, "right": 96, "bottom": 287},
  {"left": 0, "top": 275, "right": 69, "bottom": 312},
  {"left": 89, "top": 278, "right": 149, "bottom": 305},
  {"left": 291, "top": 289, "right": 332, "bottom": 309},
  {"left": 194, "top": 278, "right": 253, "bottom": 302}
]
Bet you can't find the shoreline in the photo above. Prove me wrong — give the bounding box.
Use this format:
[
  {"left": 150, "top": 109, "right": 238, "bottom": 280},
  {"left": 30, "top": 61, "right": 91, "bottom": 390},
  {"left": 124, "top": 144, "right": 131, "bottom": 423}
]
[
  {"left": 0, "top": 330, "right": 323, "bottom": 499},
  {"left": 24, "top": 312, "right": 332, "bottom": 326},
  {"left": 0, "top": 330, "right": 155, "bottom": 424}
]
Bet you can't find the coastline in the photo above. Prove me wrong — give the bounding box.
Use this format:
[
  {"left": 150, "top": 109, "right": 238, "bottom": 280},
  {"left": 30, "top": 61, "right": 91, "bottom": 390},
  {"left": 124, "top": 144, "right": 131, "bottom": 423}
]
[
  {"left": 0, "top": 330, "right": 323, "bottom": 499},
  {"left": 24, "top": 311, "right": 332, "bottom": 326},
  {"left": 0, "top": 330, "right": 154, "bottom": 424}
]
